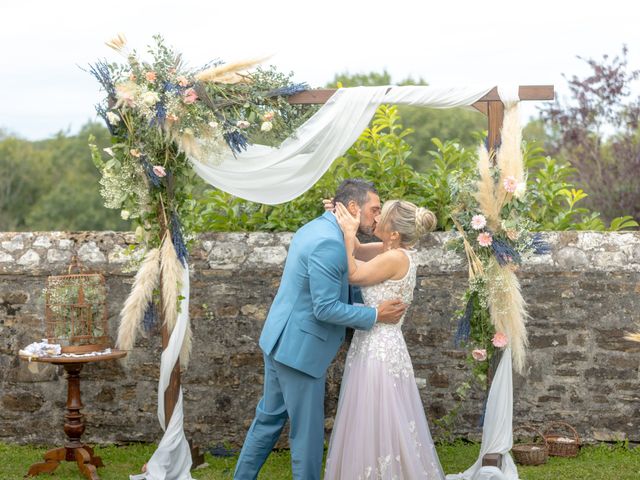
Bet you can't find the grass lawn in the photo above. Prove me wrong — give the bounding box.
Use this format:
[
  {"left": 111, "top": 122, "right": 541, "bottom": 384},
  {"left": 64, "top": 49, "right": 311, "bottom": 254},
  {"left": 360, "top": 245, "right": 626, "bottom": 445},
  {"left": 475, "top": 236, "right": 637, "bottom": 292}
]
[{"left": 1, "top": 441, "right": 639, "bottom": 479}]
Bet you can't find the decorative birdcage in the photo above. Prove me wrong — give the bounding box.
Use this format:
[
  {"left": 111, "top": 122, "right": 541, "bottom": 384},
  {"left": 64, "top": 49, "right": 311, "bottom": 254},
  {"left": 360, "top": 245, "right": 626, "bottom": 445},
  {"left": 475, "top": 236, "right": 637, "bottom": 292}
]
[{"left": 45, "top": 256, "right": 109, "bottom": 353}]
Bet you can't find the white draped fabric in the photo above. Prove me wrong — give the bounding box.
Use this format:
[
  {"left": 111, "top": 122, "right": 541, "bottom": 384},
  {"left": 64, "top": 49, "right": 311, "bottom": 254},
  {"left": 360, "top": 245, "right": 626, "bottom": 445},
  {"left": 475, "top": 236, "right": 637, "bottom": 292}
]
[
  {"left": 135, "top": 85, "right": 522, "bottom": 479},
  {"left": 189, "top": 85, "right": 493, "bottom": 205},
  {"left": 130, "top": 265, "right": 193, "bottom": 480},
  {"left": 446, "top": 348, "right": 518, "bottom": 480}
]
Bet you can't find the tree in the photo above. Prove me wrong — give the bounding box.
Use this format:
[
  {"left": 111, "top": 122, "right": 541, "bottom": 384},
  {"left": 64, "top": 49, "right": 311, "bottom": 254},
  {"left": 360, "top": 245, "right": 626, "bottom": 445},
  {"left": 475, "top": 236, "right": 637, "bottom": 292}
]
[
  {"left": 539, "top": 46, "right": 640, "bottom": 223},
  {"left": 0, "top": 123, "right": 131, "bottom": 231}
]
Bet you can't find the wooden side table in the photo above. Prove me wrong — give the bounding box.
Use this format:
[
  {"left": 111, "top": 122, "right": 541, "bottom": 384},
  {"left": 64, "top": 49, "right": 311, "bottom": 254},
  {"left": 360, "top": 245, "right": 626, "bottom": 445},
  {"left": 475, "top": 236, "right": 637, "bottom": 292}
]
[{"left": 19, "top": 350, "right": 127, "bottom": 480}]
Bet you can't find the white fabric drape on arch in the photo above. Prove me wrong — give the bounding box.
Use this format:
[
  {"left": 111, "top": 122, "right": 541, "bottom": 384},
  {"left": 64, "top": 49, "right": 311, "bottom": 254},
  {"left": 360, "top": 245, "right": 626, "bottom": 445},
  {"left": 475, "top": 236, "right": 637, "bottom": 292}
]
[
  {"left": 133, "top": 85, "right": 525, "bottom": 480},
  {"left": 189, "top": 85, "right": 494, "bottom": 205}
]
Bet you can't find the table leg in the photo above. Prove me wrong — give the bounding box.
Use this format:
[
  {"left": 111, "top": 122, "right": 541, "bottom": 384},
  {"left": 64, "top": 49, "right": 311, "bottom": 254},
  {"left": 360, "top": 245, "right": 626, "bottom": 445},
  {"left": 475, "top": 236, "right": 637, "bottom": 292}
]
[
  {"left": 75, "top": 447, "right": 100, "bottom": 480},
  {"left": 26, "top": 446, "right": 66, "bottom": 476}
]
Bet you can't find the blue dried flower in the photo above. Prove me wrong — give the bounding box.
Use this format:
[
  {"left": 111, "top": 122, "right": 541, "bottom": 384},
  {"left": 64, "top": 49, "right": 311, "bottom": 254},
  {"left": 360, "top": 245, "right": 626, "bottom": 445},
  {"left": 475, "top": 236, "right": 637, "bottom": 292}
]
[
  {"left": 143, "top": 301, "right": 157, "bottom": 332},
  {"left": 454, "top": 296, "right": 474, "bottom": 347},
  {"left": 170, "top": 211, "right": 188, "bottom": 266},
  {"left": 224, "top": 130, "right": 249, "bottom": 155},
  {"left": 530, "top": 233, "right": 551, "bottom": 255},
  {"left": 152, "top": 101, "right": 167, "bottom": 127},
  {"left": 266, "top": 83, "right": 309, "bottom": 97},
  {"left": 141, "top": 156, "right": 162, "bottom": 187},
  {"left": 491, "top": 237, "right": 522, "bottom": 266},
  {"left": 88, "top": 60, "right": 116, "bottom": 98}
]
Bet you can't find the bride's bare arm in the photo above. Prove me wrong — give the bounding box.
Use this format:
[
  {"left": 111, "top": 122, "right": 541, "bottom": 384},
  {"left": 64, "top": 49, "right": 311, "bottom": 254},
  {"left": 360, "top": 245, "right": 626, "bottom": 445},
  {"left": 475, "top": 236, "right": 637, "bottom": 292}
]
[
  {"left": 354, "top": 239, "right": 384, "bottom": 261},
  {"left": 335, "top": 203, "right": 406, "bottom": 286}
]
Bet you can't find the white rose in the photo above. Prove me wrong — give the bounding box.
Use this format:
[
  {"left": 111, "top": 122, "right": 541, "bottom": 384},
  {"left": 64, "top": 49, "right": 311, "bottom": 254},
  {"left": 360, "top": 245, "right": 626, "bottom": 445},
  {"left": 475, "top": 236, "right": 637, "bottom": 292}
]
[
  {"left": 514, "top": 181, "right": 526, "bottom": 198},
  {"left": 142, "top": 91, "right": 160, "bottom": 106},
  {"left": 260, "top": 121, "right": 273, "bottom": 132},
  {"left": 106, "top": 111, "right": 121, "bottom": 125},
  {"left": 236, "top": 120, "right": 250, "bottom": 129},
  {"left": 121, "top": 210, "right": 131, "bottom": 220},
  {"left": 208, "top": 121, "right": 219, "bottom": 129}
]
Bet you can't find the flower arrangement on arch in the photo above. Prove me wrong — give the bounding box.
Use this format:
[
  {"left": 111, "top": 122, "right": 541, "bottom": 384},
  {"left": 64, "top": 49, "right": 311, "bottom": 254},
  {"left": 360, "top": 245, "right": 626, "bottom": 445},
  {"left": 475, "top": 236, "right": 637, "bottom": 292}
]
[
  {"left": 448, "top": 103, "right": 550, "bottom": 384},
  {"left": 87, "top": 34, "right": 314, "bottom": 249}
]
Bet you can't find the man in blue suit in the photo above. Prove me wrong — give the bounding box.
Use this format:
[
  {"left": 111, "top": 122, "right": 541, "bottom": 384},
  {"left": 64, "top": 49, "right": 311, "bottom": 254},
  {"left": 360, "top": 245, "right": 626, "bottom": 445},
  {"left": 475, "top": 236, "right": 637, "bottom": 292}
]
[{"left": 234, "top": 179, "right": 407, "bottom": 480}]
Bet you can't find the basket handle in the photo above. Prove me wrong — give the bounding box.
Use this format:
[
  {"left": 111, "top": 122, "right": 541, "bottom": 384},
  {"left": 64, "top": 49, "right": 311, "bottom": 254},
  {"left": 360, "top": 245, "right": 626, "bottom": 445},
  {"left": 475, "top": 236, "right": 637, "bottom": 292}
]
[
  {"left": 513, "top": 424, "right": 548, "bottom": 447},
  {"left": 543, "top": 421, "right": 580, "bottom": 444}
]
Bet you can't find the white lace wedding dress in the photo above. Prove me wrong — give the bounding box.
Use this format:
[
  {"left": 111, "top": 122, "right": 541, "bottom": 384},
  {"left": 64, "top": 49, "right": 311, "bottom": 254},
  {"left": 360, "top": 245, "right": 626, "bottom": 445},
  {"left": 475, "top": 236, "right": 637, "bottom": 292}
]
[{"left": 324, "top": 249, "right": 445, "bottom": 480}]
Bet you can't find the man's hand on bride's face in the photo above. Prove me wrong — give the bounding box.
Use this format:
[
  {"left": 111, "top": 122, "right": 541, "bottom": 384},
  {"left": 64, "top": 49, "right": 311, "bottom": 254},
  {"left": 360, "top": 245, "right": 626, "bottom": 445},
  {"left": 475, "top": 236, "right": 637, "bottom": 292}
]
[{"left": 335, "top": 202, "right": 360, "bottom": 237}]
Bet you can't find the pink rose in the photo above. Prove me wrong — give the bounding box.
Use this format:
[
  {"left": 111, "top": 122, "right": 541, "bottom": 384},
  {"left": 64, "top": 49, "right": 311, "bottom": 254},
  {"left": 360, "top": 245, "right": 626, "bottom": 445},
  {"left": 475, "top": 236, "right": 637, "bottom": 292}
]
[
  {"left": 183, "top": 88, "right": 198, "bottom": 104},
  {"left": 492, "top": 332, "right": 508, "bottom": 348},
  {"left": 263, "top": 111, "right": 275, "bottom": 121},
  {"left": 472, "top": 349, "right": 487, "bottom": 361},
  {"left": 477, "top": 232, "right": 493, "bottom": 247},
  {"left": 152, "top": 165, "right": 166, "bottom": 178},
  {"left": 145, "top": 71, "right": 157, "bottom": 83}
]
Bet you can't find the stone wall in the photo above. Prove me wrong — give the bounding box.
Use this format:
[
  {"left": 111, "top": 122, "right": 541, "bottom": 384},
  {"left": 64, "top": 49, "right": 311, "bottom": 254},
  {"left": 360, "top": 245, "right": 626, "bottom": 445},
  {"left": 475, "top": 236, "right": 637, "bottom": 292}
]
[{"left": 1, "top": 231, "right": 639, "bottom": 448}]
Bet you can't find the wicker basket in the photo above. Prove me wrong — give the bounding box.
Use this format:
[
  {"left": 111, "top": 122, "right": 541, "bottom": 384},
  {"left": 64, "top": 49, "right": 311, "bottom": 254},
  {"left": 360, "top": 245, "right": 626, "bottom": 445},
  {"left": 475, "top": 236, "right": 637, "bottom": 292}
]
[
  {"left": 511, "top": 424, "right": 549, "bottom": 466},
  {"left": 544, "top": 421, "right": 581, "bottom": 457}
]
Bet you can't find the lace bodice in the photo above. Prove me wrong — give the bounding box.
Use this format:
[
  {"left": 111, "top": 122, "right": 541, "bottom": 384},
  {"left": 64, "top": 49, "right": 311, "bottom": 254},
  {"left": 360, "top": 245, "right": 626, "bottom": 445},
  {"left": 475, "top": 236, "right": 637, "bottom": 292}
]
[
  {"left": 347, "top": 249, "right": 418, "bottom": 379},
  {"left": 360, "top": 248, "right": 417, "bottom": 326}
]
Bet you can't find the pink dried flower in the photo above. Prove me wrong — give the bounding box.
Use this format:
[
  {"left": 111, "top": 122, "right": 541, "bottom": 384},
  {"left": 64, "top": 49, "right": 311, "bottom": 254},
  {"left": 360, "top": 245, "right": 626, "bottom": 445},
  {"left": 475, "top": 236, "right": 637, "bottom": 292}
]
[
  {"left": 503, "top": 175, "right": 518, "bottom": 193},
  {"left": 477, "top": 232, "right": 493, "bottom": 247},
  {"left": 145, "top": 71, "right": 157, "bottom": 83},
  {"left": 183, "top": 88, "right": 198, "bottom": 104},
  {"left": 472, "top": 349, "right": 487, "bottom": 361},
  {"left": 177, "top": 76, "right": 189, "bottom": 87},
  {"left": 129, "top": 148, "right": 141, "bottom": 158},
  {"left": 492, "top": 332, "right": 508, "bottom": 348},
  {"left": 263, "top": 111, "right": 275, "bottom": 121},
  {"left": 152, "top": 165, "right": 166, "bottom": 178},
  {"left": 236, "top": 120, "right": 250, "bottom": 129},
  {"left": 471, "top": 214, "right": 487, "bottom": 230}
]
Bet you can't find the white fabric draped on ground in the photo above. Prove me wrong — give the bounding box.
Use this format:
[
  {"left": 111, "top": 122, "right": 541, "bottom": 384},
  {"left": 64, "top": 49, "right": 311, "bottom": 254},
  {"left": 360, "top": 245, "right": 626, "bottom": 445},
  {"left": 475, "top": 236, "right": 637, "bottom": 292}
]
[
  {"left": 189, "top": 85, "right": 493, "bottom": 205},
  {"left": 445, "top": 348, "right": 519, "bottom": 480},
  {"left": 130, "top": 265, "right": 193, "bottom": 480}
]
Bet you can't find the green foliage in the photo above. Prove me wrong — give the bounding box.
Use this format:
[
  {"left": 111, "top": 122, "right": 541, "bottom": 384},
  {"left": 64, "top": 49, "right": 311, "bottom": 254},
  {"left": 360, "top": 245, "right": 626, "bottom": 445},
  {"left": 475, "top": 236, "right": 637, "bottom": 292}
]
[
  {"left": 0, "top": 123, "right": 130, "bottom": 231},
  {"left": 193, "top": 105, "right": 460, "bottom": 233},
  {"left": 326, "top": 70, "right": 486, "bottom": 171},
  {"left": 523, "top": 143, "right": 638, "bottom": 231},
  {"left": 193, "top": 107, "right": 636, "bottom": 234}
]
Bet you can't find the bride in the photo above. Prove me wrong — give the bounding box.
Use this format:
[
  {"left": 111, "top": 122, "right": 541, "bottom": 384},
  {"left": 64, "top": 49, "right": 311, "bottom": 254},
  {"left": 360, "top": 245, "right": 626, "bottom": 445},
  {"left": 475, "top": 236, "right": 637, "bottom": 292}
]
[{"left": 324, "top": 199, "right": 446, "bottom": 480}]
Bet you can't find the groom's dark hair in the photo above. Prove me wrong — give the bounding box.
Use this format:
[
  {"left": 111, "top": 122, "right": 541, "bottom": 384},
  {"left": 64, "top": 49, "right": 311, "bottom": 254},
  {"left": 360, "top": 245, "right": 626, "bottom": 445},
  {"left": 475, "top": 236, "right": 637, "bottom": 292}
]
[{"left": 333, "top": 179, "right": 378, "bottom": 207}]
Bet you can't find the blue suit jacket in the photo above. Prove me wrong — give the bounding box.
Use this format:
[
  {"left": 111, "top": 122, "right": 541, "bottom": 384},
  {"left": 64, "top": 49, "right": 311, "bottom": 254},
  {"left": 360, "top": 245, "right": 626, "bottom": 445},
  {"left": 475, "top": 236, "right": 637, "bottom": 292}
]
[{"left": 259, "top": 212, "right": 377, "bottom": 378}]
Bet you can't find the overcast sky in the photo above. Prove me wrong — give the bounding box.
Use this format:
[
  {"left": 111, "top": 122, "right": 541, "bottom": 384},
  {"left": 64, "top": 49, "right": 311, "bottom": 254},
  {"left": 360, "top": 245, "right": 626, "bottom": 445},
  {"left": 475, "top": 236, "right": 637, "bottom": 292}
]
[{"left": 2, "top": 0, "right": 639, "bottom": 140}]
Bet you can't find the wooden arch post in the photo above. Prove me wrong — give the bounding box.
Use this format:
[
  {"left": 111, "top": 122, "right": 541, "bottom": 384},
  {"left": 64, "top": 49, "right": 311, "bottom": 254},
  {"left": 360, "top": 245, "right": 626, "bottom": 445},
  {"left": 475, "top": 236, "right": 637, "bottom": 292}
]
[{"left": 163, "top": 84, "right": 555, "bottom": 462}]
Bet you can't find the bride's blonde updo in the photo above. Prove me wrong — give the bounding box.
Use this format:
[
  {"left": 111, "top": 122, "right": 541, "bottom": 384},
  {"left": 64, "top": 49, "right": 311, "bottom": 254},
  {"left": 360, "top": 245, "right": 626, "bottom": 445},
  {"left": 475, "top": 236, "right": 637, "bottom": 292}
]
[{"left": 378, "top": 200, "right": 437, "bottom": 247}]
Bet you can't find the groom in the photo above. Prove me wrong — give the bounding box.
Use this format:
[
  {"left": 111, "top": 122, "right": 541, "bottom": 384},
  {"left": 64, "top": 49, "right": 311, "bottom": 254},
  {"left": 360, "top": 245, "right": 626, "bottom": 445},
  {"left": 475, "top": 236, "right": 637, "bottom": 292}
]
[{"left": 234, "top": 179, "right": 407, "bottom": 480}]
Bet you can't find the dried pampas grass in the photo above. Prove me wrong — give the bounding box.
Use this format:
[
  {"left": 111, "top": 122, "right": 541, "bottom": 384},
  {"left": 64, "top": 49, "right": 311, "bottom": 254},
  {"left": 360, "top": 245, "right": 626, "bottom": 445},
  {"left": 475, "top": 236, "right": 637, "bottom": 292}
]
[
  {"left": 116, "top": 248, "right": 160, "bottom": 353},
  {"left": 160, "top": 235, "right": 192, "bottom": 368},
  {"left": 495, "top": 103, "right": 524, "bottom": 207},
  {"left": 625, "top": 332, "right": 640, "bottom": 343},
  {"left": 474, "top": 145, "right": 501, "bottom": 231},
  {"left": 486, "top": 259, "right": 529, "bottom": 374},
  {"left": 195, "top": 57, "right": 269, "bottom": 84}
]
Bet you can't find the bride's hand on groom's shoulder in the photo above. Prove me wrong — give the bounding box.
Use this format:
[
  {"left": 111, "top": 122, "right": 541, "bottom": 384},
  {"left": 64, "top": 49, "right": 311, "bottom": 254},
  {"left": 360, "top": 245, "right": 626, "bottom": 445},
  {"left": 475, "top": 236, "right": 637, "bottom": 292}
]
[
  {"left": 335, "top": 202, "right": 360, "bottom": 238},
  {"left": 322, "top": 198, "right": 335, "bottom": 211}
]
